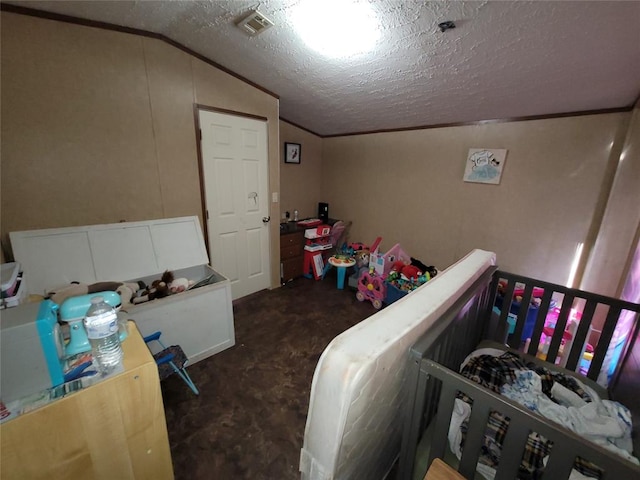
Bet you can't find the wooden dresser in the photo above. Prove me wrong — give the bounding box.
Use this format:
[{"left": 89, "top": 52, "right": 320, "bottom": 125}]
[
  {"left": 0, "top": 321, "right": 174, "bottom": 480},
  {"left": 280, "top": 226, "right": 305, "bottom": 283}
]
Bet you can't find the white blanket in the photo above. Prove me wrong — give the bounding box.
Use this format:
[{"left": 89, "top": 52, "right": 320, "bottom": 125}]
[
  {"left": 448, "top": 351, "right": 638, "bottom": 480},
  {"left": 501, "top": 369, "right": 638, "bottom": 464}
]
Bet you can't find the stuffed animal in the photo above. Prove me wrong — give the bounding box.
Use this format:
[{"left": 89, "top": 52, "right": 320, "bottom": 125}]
[
  {"left": 169, "top": 277, "right": 194, "bottom": 294},
  {"left": 48, "top": 280, "right": 144, "bottom": 307},
  {"left": 132, "top": 270, "right": 173, "bottom": 304},
  {"left": 387, "top": 260, "right": 418, "bottom": 281},
  {"left": 400, "top": 264, "right": 422, "bottom": 281},
  {"left": 354, "top": 249, "right": 370, "bottom": 269},
  {"left": 390, "top": 260, "right": 407, "bottom": 274},
  {"left": 411, "top": 257, "right": 438, "bottom": 278}
]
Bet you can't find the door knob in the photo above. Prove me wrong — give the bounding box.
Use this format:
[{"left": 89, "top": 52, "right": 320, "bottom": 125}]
[{"left": 262, "top": 216, "right": 271, "bottom": 223}]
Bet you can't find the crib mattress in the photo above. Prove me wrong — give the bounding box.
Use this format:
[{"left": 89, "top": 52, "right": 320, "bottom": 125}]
[{"left": 300, "top": 249, "right": 497, "bottom": 480}]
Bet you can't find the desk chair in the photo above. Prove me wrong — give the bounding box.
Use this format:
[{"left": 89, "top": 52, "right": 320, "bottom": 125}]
[{"left": 143, "top": 331, "right": 199, "bottom": 395}]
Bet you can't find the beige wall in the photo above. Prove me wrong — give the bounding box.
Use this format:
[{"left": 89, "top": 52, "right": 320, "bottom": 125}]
[
  {"left": 279, "top": 120, "right": 323, "bottom": 222},
  {"left": 581, "top": 103, "right": 640, "bottom": 297},
  {"left": 321, "top": 113, "right": 631, "bottom": 286},
  {"left": 0, "top": 12, "right": 281, "bottom": 289},
  {"left": 2, "top": 12, "right": 636, "bottom": 297}
]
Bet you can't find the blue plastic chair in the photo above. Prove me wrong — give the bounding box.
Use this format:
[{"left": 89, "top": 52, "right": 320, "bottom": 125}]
[{"left": 143, "top": 331, "right": 199, "bottom": 395}]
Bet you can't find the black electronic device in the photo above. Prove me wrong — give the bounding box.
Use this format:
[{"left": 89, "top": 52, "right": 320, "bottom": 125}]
[{"left": 318, "top": 202, "right": 329, "bottom": 223}]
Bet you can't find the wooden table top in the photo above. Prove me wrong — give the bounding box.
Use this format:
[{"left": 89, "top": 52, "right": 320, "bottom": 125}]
[{"left": 423, "top": 459, "right": 466, "bottom": 480}]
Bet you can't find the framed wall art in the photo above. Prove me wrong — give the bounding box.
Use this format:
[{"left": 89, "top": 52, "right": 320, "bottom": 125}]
[
  {"left": 463, "top": 148, "right": 507, "bottom": 185},
  {"left": 284, "top": 142, "right": 301, "bottom": 164}
]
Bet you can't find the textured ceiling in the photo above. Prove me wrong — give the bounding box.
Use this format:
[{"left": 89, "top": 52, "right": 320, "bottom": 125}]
[{"left": 5, "top": 0, "right": 640, "bottom": 136}]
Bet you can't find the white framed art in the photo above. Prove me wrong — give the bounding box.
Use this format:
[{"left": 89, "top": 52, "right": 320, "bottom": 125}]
[
  {"left": 463, "top": 148, "right": 507, "bottom": 185},
  {"left": 284, "top": 142, "right": 301, "bottom": 164}
]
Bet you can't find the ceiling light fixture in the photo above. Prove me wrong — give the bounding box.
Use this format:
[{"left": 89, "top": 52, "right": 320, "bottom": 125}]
[
  {"left": 291, "top": 0, "right": 380, "bottom": 58},
  {"left": 237, "top": 10, "right": 274, "bottom": 36}
]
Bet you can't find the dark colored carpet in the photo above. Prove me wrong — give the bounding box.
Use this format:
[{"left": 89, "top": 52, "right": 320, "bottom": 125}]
[{"left": 160, "top": 275, "right": 374, "bottom": 479}]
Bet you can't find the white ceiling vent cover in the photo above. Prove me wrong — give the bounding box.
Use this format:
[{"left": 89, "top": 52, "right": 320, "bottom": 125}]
[{"left": 237, "top": 10, "right": 274, "bottom": 36}]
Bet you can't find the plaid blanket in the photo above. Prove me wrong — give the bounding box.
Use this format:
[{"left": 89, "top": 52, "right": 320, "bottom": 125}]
[{"left": 458, "top": 352, "right": 602, "bottom": 479}]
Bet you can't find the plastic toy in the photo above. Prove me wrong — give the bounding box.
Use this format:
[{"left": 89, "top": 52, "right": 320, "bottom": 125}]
[
  {"left": 355, "top": 269, "right": 386, "bottom": 309},
  {"left": 349, "top": 242, "right": 369, "bottom": 252},
  {"left": 369, "top": 242, "right": 411, "bottom": 277},
  {"left": 303, "top": 225, "right": 333, "bottom": 280}
]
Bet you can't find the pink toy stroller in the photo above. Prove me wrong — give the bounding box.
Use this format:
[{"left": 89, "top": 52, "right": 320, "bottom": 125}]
[{"left": 356, "top": 270, "right": 386, "bottom": 310}]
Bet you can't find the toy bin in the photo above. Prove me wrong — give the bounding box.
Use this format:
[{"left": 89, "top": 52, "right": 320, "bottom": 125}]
[
  {"left": 1, "top": 277, "right": 27, "bottom": 308},
  {"left": 385, "top": 282, "right": 408, "bottom": 305},
  {"left": 369, "top": 243, "right": 411, "bottom": 277},
  {"left": 1, "top": 262, "right": 28, "bottom": 308},
  {"left": 1, "top": 262, "right": 21, "bottom": 298},
  {"left": 10, "top": 216, "right": 235, "bottom": 363}
]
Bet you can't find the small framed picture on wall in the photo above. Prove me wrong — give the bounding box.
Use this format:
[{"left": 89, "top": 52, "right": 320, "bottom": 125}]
[
  {"left": 463, "top": 148, "right": 507, "bottom": 185},
  {"left": 284, "top": 142, "right": 301, "bottom": 164}
]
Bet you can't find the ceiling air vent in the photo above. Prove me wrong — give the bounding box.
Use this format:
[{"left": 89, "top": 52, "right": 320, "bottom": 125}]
[{"left": 237, "top": 10, "right": 274, "bottom": 36}]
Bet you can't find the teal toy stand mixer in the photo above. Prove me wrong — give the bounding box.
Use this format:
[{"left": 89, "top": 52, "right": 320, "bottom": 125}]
[{"left": 59, "top": 291, "right": 123, "bottom": 356}]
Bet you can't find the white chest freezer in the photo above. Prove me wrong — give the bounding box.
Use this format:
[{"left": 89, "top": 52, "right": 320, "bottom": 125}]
[{"left": 10, "top": 216, "right": 235, "bottom": 363}]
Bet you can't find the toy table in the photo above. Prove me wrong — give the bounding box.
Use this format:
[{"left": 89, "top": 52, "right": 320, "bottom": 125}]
[{"left": 325, "top": 256, "right": 356, "bottom": 289}]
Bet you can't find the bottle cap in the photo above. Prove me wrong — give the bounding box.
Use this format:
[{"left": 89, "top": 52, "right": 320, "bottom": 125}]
[{"left": 91, "top": 296, "right": 104, "bottom": 304}]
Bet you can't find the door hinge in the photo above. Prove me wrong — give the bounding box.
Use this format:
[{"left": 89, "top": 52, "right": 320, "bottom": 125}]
[
  {"left": 198, "top": 129, "right": 202, "bottom": 141},
  {"left": 206, "top": 210, "right": 209, "bottom": 220}
]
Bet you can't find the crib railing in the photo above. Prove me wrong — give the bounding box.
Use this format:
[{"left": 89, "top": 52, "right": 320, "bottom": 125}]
[
  {"left": 398, "top": 269, "right": 640, "bottom": 480},
  {"left": 398, "top": 265, "right": 498, "bottom": 480},
  {"left": 488, "top": 271, "right": 640, "bottom": 390},
  {"left": 418, "top": 360, "right": 640, "bottom": 480}
]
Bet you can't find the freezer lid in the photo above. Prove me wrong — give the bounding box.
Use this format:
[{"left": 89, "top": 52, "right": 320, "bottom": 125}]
[{"left": 10, "top": 216, "right": 210, "bottom": 296}]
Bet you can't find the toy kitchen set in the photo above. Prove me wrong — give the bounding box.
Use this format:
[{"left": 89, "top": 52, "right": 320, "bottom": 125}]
[{"left": 1, "top": 216, "right": 234, "bottom": 414}]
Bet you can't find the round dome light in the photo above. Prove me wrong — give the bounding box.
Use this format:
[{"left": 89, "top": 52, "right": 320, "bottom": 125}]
[{"left": 291, "top": 0, "right": 380, "bottom": 58}]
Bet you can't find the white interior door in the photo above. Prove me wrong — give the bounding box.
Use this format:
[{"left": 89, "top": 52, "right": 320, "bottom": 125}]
[{"left": 199, "top": 109, "right": 271, "bottom": 300}]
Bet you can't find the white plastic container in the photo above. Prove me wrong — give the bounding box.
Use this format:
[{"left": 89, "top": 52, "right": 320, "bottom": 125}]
[
  {"left": 3, "top": 278, "right": 27, "bottom": 308},
  {"left": 1, "top": 262, "right": 20, "bottom": 297},
  {"left": 1, "top": 263, "right": 27, "bottom": 308}
]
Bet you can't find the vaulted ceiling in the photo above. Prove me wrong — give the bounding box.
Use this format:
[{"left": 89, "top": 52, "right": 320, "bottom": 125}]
[{"left": 4, "top": 1, "right": 640, "bottom": 136}]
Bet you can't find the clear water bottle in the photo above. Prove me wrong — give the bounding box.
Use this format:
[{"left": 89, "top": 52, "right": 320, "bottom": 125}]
[{"left": 83, "top": 296, "right": 123, "bottom": 373}]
